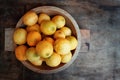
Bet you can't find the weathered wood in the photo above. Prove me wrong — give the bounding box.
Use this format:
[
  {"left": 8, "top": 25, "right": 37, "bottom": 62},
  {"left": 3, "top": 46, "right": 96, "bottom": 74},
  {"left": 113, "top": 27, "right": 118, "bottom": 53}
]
[
  {"left": 2, "top": 0, "right": 120, "bottom": 6},
  {"left": 5, "top": 28, "right": 16, "bottom": 51},
  {"left": 1, "top": 0, "right": 120, "bottom": 80},
  {"left": 0, "top": 6, "right": 24, "bottom": 27},
  {"left": 80, "top": 29, "right": 90, "bottom": 52},
  {"left": 0, "top": 51, "right": 23, "bottom": 80},
  {"left": 89, "top": 0, "right": 120, "bottom": 6}
]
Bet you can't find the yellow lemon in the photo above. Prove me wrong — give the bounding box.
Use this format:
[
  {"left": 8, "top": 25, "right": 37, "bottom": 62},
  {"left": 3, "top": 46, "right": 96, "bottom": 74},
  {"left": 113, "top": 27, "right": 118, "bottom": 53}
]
[
  {"left": 26, "top": 47, "right": 43, "bottom": 66},
  {"left": 52, "top": 15, "right": 65, "bottom": 29},
  {"left": 27, "top": 31, "right": 42, "bottom": 46},
  {"left": 26, "top": 47, "right": 40, "bottom": 62},
  {"left": 31, "top": 60, "right": 43, "bottom": 66},
  {"left": 40, "top": 20, "right": 56, "bottom": 35},
  {"left": 38, "top": 13, "right": 50, "bottom": 24},
  {"left": 61, "top": 52, "right": 72, "bottom": 63},
  {"left": 22, "top": 10, "right": 38, "bottom": 26},
  {"left": 54, "top": 38, "right": 71, "bottom": 55},
  {"left": 45, "top": 52, "right": 61, "bottom": 67},
  {"left": 66, "top": 36, "right": 78, "bottom": 50},
  {"left": 13, "top": 28, "right": 27, "bottom": 45},
  {"left": 53, "top": 30, "right": 65, "bottom": 39},
  {"left": 43, "top": 37, "right": 54, "bottom": 45},
  {"left": 26, "top": 24, "right": 40, "bottom": 32},
  {"left": 15, "top": 45, "right": 27, "bottom": 61},
  {"left": 36, "top": 41, "right": 53, "bottom": 58},
  {"left": 60, "top": 26, "right": 71, "bottom": 36}
]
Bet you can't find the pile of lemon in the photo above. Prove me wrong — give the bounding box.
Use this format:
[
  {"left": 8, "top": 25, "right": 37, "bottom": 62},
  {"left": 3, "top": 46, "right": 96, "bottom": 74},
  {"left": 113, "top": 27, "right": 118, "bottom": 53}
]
[{"left": 13, "top": 11, "right": 78, "bottom": 67}]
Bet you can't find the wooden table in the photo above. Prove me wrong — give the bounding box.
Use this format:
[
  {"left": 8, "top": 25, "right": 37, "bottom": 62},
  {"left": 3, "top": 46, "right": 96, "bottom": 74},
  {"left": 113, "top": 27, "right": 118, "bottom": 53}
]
[{"left": 0, "top": 0, "right": 120, "bottom": 80}]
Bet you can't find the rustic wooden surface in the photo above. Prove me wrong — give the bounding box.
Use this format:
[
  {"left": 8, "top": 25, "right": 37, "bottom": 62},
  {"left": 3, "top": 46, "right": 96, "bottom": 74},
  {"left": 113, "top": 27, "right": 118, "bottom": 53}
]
[{"left": 0, "top": 0, "right": 120, "bottom": 80}]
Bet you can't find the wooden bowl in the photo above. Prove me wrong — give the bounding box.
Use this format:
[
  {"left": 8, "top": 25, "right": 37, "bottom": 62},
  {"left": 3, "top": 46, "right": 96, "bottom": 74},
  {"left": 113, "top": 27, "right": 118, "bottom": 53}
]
[{"left": 16, "top": 6, "right": 81, "bottom": 74}]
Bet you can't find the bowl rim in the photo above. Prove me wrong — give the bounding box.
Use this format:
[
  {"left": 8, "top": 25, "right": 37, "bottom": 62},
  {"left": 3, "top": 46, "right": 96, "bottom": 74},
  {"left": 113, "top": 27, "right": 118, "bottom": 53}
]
[{"left": 16, "top": 6, "right": 81, "bottom": 74}]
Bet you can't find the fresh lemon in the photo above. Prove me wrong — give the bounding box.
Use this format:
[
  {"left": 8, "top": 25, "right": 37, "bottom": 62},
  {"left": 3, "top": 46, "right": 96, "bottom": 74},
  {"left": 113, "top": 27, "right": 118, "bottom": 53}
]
[
  {"left": 40, "top": 20, "right": 56, "bottom": 35},
  {"left": 15, "top": 45, "right": 27, "bottom": 61},
  {"left": 61, "top": 52, "right": 72, "bottom": 63},
  {"left": 54, "top": 38, "right": 71, "bottom": 55},
  {"left": 52, "top": 15, "right": 65, "bottom": 29},
  {"left": 38, "top": 13, "right": 50, "bottom": 24},
  {"left": 45, "top": 52, "right": 61, "bottom": 67},
  {"left": 27, "top": 31, "right": 41, "bottom": 46},
  {"left": 26, "top": 47, "right": 40, "bottom": 62},
  {"left": 60, "top": 26, "right": 71, "bottom": 36},
  {"left": 26, "top": 47, "right": 43, "bottom": 66},
  {"left": 26, "top": 24, "right": 40, "bottom": 32},
  {"left": 13, "top": 28, "right": 27, "bottom": 45},
  {"left": 66, "top": 36, "right": 78, "bottom": 50},
  {"left": 54, "top": 30, "right": 65, "bottom": 39},
  {"left": 36, "top": 41, "right": 53, "bottom": 58},
  {"left": 22, "top": 10, "right": 38, "bottom": 26},
  {"left": 43, "top": 37, "right": 54, "bottom": 45}
]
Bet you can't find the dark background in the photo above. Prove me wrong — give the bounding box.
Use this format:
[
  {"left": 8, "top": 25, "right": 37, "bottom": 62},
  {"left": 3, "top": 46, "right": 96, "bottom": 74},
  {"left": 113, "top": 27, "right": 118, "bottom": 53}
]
[{"left": 0, "top": 0, "right": 120, "bottom": 80}]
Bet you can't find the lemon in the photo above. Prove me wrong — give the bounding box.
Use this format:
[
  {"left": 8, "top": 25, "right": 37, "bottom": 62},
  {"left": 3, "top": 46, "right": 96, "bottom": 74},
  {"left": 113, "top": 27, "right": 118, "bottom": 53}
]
[
  {"left": 40, "top": 21, "right": 56, "bottom": 35},
  {"left": 45, "top": 52, "right": 61, "bottom": 67},
  {"left": 52, "top": 15, "right": 65, "bottom": 29},
  {"left": 26, "top": 24, "right": 40, "bottom": 32},
  {"left": 66, "top": 36, "right": 78, "bottom": 50},
  {"left": 13, "top": 28, "right": 27, "bottom": 45},
  {"left": 27, "top": 31, "right": 42, "bottom": 46},
  {"left": 54, "top": 38, "right": 71, "bottom": 55},
  {"left": 26, "top": 47, "right": 40, "bottom": 62},
  {"left": 22, "top": 11, "right": 38, "bottom": 26},
  {"left": 43, "top": 37, "right": 54, "bottom": 45},
  {"left": 15, "top": 45, "right": 27, "bottom": 61},
  {"left": 61, "top": 52, "right": 72, "bottom": 63},
  {"left": 38, "top": 13, "right": 50, "bottom": 24},
  {"left": 54, "top": 30, "right": 65, "bottom": 39},
  {"left": 30, "top": 60, "right": 43, "bottom": 66},
  {"left": 36, "top": 41, "right": 53, "bottom": 58},
  {"left": 60, "top": 26, "right": 71, "bottom": 36}
]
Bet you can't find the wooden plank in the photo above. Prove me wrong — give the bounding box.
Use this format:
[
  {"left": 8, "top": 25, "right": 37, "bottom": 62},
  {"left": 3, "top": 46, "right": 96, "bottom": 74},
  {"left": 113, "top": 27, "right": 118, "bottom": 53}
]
[
  {"left": 0, "top": 51, "right": 23, "bottom": 80},
  {"left": 0, "top": 6, "right": 24, "bottom": 27},
  {"left": 5, "top": 28, "right": 16, "bottom": 51},
  {"left": 80, "top": 29, "right": 90, "bottom": 52}
]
